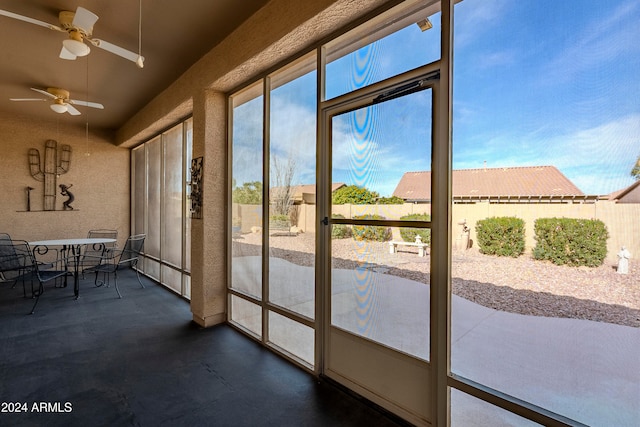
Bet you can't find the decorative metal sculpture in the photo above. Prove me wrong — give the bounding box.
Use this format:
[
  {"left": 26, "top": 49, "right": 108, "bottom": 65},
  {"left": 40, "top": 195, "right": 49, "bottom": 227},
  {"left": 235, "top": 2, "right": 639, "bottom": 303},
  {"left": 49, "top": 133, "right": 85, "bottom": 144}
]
[
  {"left": 189, "top": 156, "right": 203, "bottom": 219},
  {"left": 28, "top": 140, "right": 72, "bottom": 211},
  {"left": 59, "top": 184, "right": 74, "bottom": 210},
  {"left": 26, "top": 186, "right": 34, "bottom": 212}
]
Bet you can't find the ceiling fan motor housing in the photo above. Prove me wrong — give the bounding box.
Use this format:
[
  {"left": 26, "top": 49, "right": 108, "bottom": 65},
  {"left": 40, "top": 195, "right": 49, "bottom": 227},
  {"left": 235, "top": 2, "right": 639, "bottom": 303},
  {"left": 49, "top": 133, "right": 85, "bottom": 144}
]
[
  {"left": 59, "top": 11, "right": 93, "bottom": 36},
  {"left": 47, "top": 88, "right": 69, "bottom": 100}
]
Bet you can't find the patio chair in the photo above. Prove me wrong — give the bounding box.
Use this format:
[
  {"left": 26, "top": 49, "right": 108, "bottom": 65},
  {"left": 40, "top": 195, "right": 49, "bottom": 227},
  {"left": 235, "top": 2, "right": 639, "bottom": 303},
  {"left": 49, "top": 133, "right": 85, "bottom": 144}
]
[
  {"left": 85, "top": 234, "right": 146, "bottom": 298},
  {"left": 0, "top": 240, "right": 69, "bottom": 314},
  {"left": 79, "top": 229, "right": 118, "bottom": 277},
  {"left": 0, "top": 233, "right": 11, "bottom": 282},
  {"left": 0, "top": 233, "right": 32, "bottom": 296},
  {"left": 0, "top": 234, "right": 22, "bottom": 285}
]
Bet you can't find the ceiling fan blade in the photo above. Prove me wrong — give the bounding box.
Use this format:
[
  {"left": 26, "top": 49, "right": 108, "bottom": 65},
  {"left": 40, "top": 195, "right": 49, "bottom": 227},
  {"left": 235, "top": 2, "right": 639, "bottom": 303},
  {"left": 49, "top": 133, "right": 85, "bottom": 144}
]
[
  {"left": 65, "top": 104, "right": 81, "bottom": 116},
  {"left": 59, "top": 46, "right": 77, "bottom": 60},
  {"left": 10, "top": 98, "right": 48, "bottom": 102},
  {"left": 30, "top": 88, "right": 58, "bottom": 99},
  {"left": 69, "top": 99, "right": 104, "bottom": 109},
  {"left": 88, "top": 38, "right": 145, "bottom": 68},
  {"left": 0, "top": 9, "right": 64, "bottom": 32},
  {"left": 72, "top": 7, "right": 98, "bottom": 33}
]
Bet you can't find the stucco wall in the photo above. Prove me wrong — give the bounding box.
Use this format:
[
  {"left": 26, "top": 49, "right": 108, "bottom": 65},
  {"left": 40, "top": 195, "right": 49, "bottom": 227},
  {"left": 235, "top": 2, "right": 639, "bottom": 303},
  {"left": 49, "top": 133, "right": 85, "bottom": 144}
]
[{"left": 0, "top": 115, "right": 130, "bottom": 245}]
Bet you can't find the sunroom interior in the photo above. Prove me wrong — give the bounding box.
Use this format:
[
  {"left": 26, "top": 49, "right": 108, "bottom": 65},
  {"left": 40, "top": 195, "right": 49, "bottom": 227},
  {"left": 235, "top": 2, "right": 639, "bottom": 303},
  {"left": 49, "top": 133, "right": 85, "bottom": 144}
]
[{"left": 1, "top": 0, "right": 638, "bottom": 426}]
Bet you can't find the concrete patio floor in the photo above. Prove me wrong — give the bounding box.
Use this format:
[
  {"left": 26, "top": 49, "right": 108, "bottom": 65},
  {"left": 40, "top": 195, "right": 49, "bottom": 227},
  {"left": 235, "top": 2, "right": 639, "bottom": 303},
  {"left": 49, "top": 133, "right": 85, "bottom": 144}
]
[{"left": 233, "top": 255, "right": 640, "bottom": 426}]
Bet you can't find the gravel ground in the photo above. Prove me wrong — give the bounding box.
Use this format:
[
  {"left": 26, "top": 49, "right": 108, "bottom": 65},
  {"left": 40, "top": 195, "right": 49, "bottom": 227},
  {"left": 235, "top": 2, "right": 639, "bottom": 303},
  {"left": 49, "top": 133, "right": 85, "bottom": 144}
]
[{"left": 233, "top": 231, "right": 640, "bottom": 327}]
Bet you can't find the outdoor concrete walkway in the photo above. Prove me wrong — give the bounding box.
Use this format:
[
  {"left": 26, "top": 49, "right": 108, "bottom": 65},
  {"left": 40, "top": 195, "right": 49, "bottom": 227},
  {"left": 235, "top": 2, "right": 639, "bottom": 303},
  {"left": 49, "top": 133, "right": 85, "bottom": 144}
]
[{"left": 235, "top": 256, "right": 640, "bottom": 426}]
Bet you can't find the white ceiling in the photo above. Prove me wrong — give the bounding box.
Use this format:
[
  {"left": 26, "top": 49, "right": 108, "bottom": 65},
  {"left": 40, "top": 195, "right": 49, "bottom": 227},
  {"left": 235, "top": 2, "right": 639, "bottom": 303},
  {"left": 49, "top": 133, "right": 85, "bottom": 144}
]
[{"left": 0, "top": 0, "right": 269, "bottom": 132}]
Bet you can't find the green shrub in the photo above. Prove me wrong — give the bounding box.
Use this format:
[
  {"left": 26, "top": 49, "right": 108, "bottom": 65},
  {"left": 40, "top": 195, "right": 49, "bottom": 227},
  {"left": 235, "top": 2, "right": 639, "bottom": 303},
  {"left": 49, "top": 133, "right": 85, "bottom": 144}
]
[
  {"left": 331, "top": 214, "right": 352, "bottom": 239},
  {"left": 269, "top": 214, "right": 289, "bottom": 223},
  {"left": 377, "top": 196, "right": 404, "bottom": 204},
  {"left": 533, "top": 217, "right": 608, "bottom": 267},
  {"left": 399, "top": 213, "right": 431, "bottom": 244},
  {"left": 352, "top": 214, "right": 391, "bottom": 242},
  {"left": 232, "top": 181, "right": 262, "bottom": 204},
  {"left": 475, "top": 216, "right": 525, "bottom": 257},
  {"left": 332, "top": 185, "right": 379, "bottom": 205}
]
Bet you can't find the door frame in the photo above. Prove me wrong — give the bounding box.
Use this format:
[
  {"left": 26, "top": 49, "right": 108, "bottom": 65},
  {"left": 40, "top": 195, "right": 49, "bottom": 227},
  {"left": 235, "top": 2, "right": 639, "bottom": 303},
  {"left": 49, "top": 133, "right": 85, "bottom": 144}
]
[{"left": 316, "top": 61, "right": 442, "bottom": 426}]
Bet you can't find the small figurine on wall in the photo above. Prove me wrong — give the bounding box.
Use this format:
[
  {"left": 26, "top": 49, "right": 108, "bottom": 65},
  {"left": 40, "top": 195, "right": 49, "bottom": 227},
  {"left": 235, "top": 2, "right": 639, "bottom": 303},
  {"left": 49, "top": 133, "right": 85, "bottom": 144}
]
[{"left": 59, "top": 184, "right": 74, "bottom": 210}]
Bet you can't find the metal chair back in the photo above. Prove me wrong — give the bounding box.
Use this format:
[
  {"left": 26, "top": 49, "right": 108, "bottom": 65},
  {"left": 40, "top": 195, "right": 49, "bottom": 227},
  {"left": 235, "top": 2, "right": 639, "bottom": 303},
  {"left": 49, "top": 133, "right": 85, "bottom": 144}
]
[
  {"left": 118, "top": 234, "right": 145, "bottom": 268},
  {"left": 0, "top": 240, "right": 69, "bottom": 314}
]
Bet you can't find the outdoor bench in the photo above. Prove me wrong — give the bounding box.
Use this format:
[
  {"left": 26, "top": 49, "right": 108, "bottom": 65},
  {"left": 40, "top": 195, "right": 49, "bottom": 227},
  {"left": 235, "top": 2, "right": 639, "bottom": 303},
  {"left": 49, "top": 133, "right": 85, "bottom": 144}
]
[{"left": 388, "top": 241, "right": 428, "bottom": 257}]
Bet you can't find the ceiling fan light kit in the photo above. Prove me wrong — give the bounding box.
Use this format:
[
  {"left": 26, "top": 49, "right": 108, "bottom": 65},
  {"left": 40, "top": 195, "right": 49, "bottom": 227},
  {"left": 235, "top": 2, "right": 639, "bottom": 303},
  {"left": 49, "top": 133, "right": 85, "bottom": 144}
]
[
  {"left": 62, "top": 36, "right": 90, "bottom": 57},
  {"left": 50, "top": 101, "right": 68, "bottom": 114}
]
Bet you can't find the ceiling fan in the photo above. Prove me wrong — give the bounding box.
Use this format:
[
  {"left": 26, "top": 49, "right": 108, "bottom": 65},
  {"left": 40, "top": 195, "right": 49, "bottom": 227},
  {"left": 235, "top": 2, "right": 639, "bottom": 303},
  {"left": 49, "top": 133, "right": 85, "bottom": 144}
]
[
  {"left": 10, "top": 87, "right": 104, "bottom": 116},
  {"left": 0, "top": 6, "right": 144, "bottom": 68}
]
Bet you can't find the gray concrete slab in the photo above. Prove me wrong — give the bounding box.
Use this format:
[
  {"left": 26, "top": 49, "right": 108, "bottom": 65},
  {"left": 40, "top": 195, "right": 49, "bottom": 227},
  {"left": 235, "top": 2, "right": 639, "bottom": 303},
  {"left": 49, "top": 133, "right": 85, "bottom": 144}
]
[{"left": 236, "top": 255, "right": 640, "bottom": 426}]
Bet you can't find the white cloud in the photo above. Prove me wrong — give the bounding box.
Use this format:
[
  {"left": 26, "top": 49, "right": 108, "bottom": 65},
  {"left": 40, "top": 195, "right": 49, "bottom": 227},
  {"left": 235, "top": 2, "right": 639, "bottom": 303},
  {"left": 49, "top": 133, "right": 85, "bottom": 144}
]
[
  {"left": 474, "top": 49, "right": 517, "bottom": 70},
  {"left": 454, "top": 0, "right": 511, "bottom": 47},
  {"left": 543, "top": 1, "right": 640, "bottom": 82},
  {"left": 454, "top": 114, "right": 640, "bottom": 195},
  {"left": 269, "top": 99, "right": 317, "bottom": 184}
]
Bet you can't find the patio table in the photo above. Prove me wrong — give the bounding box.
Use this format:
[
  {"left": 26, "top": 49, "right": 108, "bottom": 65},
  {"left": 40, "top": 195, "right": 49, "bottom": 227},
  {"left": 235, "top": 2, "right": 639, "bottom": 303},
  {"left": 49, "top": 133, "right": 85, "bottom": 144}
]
[{"left": 29, "top": 238, "right": 117, "bottom": 299}]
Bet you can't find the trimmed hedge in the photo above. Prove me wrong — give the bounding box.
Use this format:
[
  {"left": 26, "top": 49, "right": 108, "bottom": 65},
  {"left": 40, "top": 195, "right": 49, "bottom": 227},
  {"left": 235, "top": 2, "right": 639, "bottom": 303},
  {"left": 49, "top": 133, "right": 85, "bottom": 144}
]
[
  {"left": 352, "top": 214, "right": 391, "bottom": 242},
  {"left": 475, "top": 216, "right": 525, "bottom": 257},
  {"left": 399, "top": 213, "right": 431, "bottom": 244},
  {"left": 331, "top": 214, "right": 352, "bottom": 239},
  {"left": 533, "top": 217, "right": 608, "bottom": 267}
]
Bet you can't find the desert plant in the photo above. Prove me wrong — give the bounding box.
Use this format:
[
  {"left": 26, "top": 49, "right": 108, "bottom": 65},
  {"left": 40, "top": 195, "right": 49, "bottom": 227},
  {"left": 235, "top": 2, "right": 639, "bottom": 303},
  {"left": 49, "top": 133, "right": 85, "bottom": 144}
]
[
  {"left": 533, "top": 217, "right": 608, "bottom": 267},
  {"left": 377, "top": 195, "right": 404, "bottom": 204},
  {"left": 232, "top": 181, "right": 262, "bottom": 204},
  {"left": 331, "top": 214, "right": 352, "bottom": 239},
  {"left": 399, "top": 213, "right": 431, "bottom": 244},
  {"left": 475, "top": 216, "right": 525, "bottom": 257},
  {"left": 352, "top": 214, "right": 391, "bottom": 242},
  {"left": 269, "top": 214, "right": 289, "bottom": 223},
  {"left": 332, "top": 185, "right": 379, "bottom": 205}
]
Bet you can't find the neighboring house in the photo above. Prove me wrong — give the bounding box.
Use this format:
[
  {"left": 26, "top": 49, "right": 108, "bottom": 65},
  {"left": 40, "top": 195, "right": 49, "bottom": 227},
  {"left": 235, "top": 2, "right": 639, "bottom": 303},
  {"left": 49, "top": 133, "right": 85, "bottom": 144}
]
[
  {"left": 271, "top": 183, "right": 346, "bottom": 205},
  {"left": 393, "top": 166, "right": 590, "bottom": 203},
  {"left": 607, "top": 181, "right": 640, "bottom": 203}
]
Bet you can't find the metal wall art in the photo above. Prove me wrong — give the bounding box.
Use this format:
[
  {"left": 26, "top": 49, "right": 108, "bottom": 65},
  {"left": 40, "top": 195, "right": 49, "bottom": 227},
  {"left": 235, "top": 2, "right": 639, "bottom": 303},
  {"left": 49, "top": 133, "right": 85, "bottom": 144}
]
[
  {"left": 59, "top": 184, "right": 75, "bottom": 210},
  {"left": 189, "top": 156, "right": 203, "bottom": 219},
  {"left": 28, "top": 139, "right": 72, "bottom": 211}
]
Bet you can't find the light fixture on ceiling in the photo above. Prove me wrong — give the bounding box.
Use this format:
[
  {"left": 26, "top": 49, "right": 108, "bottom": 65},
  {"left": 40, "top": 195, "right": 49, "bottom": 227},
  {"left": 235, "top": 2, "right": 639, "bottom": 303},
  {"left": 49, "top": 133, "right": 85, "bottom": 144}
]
[
  {"left": 417, "top": 18, "right": 433, "bottom": 32},
  {"left": 50, "top": 99, "right": 68, "bottom": 114},
  {"left": 62, "top": 30, "right": 90, "bottom": 56}
]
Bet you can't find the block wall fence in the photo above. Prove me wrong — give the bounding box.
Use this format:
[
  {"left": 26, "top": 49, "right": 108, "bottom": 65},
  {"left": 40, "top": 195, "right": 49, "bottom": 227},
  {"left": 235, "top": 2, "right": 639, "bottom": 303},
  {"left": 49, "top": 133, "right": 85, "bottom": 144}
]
[{"left": 235, "top": 202, "right": 640, "bottom": 264}]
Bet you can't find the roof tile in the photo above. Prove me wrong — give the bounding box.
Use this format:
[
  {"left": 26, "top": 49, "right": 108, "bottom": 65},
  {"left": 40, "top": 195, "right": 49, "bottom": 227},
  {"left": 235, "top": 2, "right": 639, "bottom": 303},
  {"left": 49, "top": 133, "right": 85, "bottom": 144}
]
[{"left": 393, "top": 166, "right": 584, "bottom": 200}]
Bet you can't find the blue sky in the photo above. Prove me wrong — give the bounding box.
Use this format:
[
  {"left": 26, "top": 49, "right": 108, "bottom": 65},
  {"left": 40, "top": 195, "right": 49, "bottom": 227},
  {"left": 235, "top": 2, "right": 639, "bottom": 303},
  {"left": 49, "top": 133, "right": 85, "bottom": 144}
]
[
  {"left": 452, "top": 0, "right": 640, "bottom": 196},
  {"left": 234, "top": 0, "right": 640, "bottom": 197}
]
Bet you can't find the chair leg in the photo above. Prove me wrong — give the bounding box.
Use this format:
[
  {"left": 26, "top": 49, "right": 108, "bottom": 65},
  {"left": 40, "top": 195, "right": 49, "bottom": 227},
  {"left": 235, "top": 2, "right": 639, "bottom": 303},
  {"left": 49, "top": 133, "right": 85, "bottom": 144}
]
[
  {"left": 11, "top": 275, "right": 28, "bottom": 298},
  {"left": 132, "top": 261, "right": 145, "bottom": 288},
  {"left": 29, "top": 282, "right": 43, "bottom": 314},
  {"left": 114, "top": 271, "right": 122, "bottom": 299},
  {"left": 135, "top": 269, "right": 145, "bottom": 288},
  {"left": 94, "top": 271, "right": 109, "bottom": 288}
]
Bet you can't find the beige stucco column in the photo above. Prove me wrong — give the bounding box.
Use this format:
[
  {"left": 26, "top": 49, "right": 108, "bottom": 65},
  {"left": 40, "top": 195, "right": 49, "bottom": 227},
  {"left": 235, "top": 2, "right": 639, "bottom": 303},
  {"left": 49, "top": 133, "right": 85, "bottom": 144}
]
[{"left": 190, "top": 89, "right": 227, "bottom": 327}]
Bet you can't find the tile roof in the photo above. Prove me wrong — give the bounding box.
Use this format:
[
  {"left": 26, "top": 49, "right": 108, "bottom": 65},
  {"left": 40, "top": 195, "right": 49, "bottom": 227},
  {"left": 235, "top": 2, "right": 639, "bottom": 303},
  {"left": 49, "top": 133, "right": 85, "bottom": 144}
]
[
  {"left": 289, "top": 183, "right": 346, "bottom": 197},
  {"left": 393, "top": 166, "right": 584, "bottom": 201},
  {"left": 270, "top": 183, "right": 346, "bottom": 201},
  {"left": 607, "top": 180, "right": 640, "bottom": 203}
]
